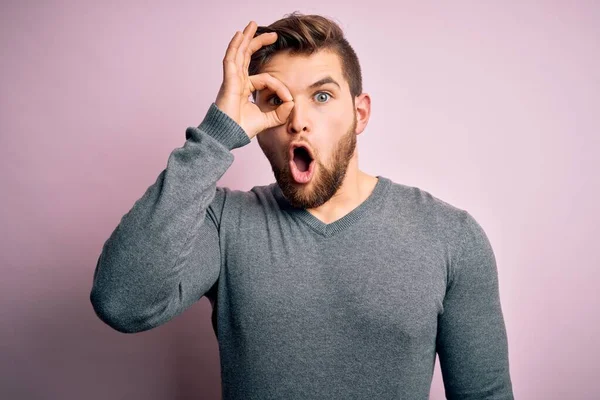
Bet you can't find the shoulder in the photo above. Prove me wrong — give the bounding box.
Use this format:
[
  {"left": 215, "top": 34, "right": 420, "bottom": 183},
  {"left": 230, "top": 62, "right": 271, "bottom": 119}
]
[
  {"left": 382, "top": 178, "right": 490, "bottom": 252},
  {"left": 384, "top": 178, "right": 469, "bottom": 229},
  {"left": 384, "top": 178, "right": 495, "bottom": 281}
]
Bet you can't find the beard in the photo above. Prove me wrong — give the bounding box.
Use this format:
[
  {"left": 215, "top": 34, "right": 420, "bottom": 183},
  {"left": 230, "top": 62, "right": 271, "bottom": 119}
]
[{"left": 260, "top": 114, "right": 358, "bottom": 209}]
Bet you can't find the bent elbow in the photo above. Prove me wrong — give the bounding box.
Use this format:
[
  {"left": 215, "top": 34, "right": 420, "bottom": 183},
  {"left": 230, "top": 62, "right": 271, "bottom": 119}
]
[{"left": 90, "top": 288, "right": 153, "bottom": 334}]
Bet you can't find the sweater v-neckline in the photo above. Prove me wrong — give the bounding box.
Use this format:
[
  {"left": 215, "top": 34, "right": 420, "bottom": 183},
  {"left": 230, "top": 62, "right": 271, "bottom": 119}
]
[{"left": 271, "top": 176, "right": 391, "bottom": 238}]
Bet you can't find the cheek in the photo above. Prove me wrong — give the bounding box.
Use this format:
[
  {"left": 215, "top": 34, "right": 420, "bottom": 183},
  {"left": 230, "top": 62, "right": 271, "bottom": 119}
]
[
  {"left": 258, "top": 132, "right": 287, "bottom": 163},
  {"left": 257, "top": 128, "right": 278, "bottom": 147},
  {"left": 322, "top": 111, "right": 346, "bottom": 129}
]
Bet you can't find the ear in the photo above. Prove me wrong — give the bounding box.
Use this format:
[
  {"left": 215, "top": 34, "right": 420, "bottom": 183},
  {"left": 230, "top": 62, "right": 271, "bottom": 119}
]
[{"left": 354, "top": 93, "right": 371, "bottom": 136}]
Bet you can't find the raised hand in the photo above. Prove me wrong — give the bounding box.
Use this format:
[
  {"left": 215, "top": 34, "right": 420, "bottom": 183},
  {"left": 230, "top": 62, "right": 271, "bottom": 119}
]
[{"left": 215, "top": 21, "right": 294, "bottom": 139}]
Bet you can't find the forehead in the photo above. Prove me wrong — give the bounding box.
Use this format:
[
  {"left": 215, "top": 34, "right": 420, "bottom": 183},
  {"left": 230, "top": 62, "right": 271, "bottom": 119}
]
[{"left": 260, "top": 49, "right": 345, "bottom": 93}]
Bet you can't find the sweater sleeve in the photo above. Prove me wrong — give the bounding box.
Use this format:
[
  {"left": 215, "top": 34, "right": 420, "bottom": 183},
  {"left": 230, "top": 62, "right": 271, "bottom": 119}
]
[
  {"left": 90, "top": 103, "right": 251, "bottom": 334},
  {"left": 436, "top": 211, "right": 514, "bottom": 399}
]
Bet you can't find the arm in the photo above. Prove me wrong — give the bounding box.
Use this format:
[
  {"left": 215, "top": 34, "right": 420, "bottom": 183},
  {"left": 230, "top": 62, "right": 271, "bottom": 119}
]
[
  {"left": 90, "top": 103, "right": 250, "bottom": 334},
  {"left": 436, "top": 211, "right": 514, "bottom": 399}
]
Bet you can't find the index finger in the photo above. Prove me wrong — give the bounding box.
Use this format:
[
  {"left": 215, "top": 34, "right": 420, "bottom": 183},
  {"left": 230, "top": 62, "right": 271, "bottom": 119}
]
[{"left": 249, "top": 73, "right": 293, "bottom": 102}]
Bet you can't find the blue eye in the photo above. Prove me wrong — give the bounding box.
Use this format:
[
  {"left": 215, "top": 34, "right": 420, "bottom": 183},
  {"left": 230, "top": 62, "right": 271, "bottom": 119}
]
[{"left": 314, "top": 92, "right": 331, "bottom": 103}]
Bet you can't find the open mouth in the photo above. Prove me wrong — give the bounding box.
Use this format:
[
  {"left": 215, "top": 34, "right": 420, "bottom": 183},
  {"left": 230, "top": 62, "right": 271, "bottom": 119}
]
[
  {"left": 293, "top": 146, "right": 313, "bottom": 172},
  {"left": 289, "top": 144, "right": 315, "bottom": 184}
]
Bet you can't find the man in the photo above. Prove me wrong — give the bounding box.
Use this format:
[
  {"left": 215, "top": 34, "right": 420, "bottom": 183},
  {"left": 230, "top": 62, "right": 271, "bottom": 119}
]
[{"left": 91, "top": 12, "right": 514, "bottom": 399}]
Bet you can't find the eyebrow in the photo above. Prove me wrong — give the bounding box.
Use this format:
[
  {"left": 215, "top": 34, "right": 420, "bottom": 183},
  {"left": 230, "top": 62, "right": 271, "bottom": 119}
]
[
  {"left": 308, "top": 76, "right": 341, "bottom": 90},
  {"left": 260, "top": 75, "right": 341, "bottom": 95}
]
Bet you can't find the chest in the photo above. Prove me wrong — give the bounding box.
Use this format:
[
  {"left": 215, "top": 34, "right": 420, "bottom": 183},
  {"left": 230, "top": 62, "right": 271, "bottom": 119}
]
[{"left": 219, "top": 221, "right": 448, "bottom": 342}]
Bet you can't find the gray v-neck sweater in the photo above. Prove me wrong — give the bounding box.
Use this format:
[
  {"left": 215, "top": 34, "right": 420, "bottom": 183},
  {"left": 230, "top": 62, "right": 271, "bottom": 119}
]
[{"left": 91, "top": 103, "right": 514, "bottom": 399}]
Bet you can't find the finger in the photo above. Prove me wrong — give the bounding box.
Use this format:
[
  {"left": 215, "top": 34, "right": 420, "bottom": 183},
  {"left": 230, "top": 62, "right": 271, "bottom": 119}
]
[
  {"left": 243, "top": 32, "right": 277, "bottom": 73},
  {"left": 263, "top": 100, "right": 295, "bottom": 129},
  {"left": 236, "top": 21, "right": 257, "bottom": 75},
  {"left": 224, "top": 30, "right": 243, "bottom": 62},
  {"left": 248, "top": 73, "right": 293, "bottom": 102},
  {"left": 223, "top": 31, "right": 244, "bottom": 79}
]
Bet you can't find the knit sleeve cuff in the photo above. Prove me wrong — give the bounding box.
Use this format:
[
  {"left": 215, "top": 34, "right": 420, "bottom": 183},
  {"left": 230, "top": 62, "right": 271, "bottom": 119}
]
[{"left": 195, "top": 102, "right": 252, "bottom": 151}]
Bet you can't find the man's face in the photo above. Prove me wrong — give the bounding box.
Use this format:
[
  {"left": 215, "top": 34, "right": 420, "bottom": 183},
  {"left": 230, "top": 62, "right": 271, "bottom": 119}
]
[{"left": 255, "top": 49, "right": 358, "bottom": 209}]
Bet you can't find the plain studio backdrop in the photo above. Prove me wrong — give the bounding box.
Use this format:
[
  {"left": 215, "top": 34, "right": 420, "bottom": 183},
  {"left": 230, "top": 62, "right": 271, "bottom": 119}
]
[{"left": 1, "top": 1, "right": 598, "bottom": 399}]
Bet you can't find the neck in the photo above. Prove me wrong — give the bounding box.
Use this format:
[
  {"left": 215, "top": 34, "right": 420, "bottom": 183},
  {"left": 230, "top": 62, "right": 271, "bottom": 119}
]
[{"left": 306, "top": 155, "right": 377, "bottom": 224}]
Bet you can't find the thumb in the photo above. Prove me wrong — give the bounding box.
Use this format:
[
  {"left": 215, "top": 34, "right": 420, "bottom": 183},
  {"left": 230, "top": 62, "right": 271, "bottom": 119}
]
[{"left": 263, "top": 100, "right": 294, "bottom": 129}]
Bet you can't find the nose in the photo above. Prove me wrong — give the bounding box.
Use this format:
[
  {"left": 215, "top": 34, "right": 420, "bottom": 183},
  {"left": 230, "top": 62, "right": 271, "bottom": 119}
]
[{"left": 286, "top": 101, "right": 310, "bottom": 135}]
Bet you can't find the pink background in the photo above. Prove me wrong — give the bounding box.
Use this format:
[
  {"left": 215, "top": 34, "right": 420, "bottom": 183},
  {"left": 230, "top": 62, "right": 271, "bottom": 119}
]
[{"left": 1, "top": 1, "right": 598, "bottom": 399}]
